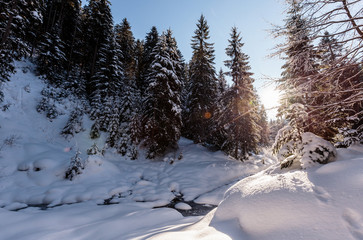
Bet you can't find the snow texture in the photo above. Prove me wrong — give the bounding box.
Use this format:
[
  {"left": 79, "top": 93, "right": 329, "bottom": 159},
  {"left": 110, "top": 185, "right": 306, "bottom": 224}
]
[{"left": 1, "top": 61, "right": 362, "bottom": 240}]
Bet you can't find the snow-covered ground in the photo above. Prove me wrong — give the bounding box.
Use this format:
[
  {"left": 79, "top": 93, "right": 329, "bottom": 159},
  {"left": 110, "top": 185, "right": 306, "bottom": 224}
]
[
  {"left": 0, "top": 61, "right": 273, "bottom": 239},
  {"left": 1, "top": 61, "right": 362, "bottom": 240}
]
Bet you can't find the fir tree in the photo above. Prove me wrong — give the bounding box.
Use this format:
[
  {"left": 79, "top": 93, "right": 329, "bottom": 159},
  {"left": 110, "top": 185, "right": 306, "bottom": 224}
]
[
  {"left": 140, "top": 26, "right": 159, "bottom": 95},
  {"left": 184, "top": 15, "right": 218, "bottom": 143},
  {"left": 217, "top": 68, "right": 228, "bottom": 96},
  {"left": 61, "top": 105, "right": 85, "bottom": 140},
  {"left": 134, "top": 39, "right": 144, "bottom": 98},
  {"left": 0, "top": 0, "right": 42, "bottom": 82},
  {"left": 115, "top": 18, "right": 135, "bottom": 82},
  {"left": 258, "top": 104, "right": 270, "bottom": 146},
  {"left": 142, "top": 32, "right": 182, "bottom": 158},
  {"left": 82, "top": 0, "right": 114, "bottom": 94},
  {"left": 105, "top": 96, "right": 121, "bottom": 148},
  {"left": 217, "top": 27, "right": 260, "bottom": 160},
  {"left": 65, "top": 149, "right": 84, "bottom": 180},
  {"left": 36, "top": 27, "right": 66, "bottom": 86}
]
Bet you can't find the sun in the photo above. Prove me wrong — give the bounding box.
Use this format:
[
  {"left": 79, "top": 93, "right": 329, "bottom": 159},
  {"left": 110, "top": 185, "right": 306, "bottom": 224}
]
[{"left": 259, "top": 85, "right": 281, "bottom": 119}]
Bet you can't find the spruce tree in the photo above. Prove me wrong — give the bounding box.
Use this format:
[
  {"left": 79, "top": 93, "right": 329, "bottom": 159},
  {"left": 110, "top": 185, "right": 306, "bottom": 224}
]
[
  {"left": 275, "top": 1, "right": 323, "bottom": 137},
  {"left": 217, "top": 68, "right": 228, "bottom": 96},
  {"left": 82, "top": 0, "right": 114, "bottom": 95},
  {"left": 0, "top": 0, "right": 42, "bottom": 82},
  {"left": 36, "top": 26, "right": 67, "bottom": 86},
  {"left": 140, "top": 26, "right": 159, "bottom": 95},
  {"left": 142, "top": 32, "right": 182, "bottom": 158},
  {"left": 258, "top": 104, "right": 270, "bottom": 146},
  {"left": 218, "top": 27, "right": 260, "bottom": 160},
  {"left": 185, "top": 15, "right": 218, "bottom": 143},
  {"left": 134, "top": 39, "right": 144, "bottom": 98},
  {"left": 115, "top": 18, "right": 135, "bottom": 82}
]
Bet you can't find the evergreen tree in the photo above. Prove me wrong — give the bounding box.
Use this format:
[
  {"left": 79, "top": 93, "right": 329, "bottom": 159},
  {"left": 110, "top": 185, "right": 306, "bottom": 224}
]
[
  {"left": 184, "top": 15, "right": 218, "bottom": 143},
  {"left": 318, "top": 31, "right": 342, "bottom": 67},
  {"left": 115, "top": 18, "right": 135, "bottom": 82},
  {"left": 105, "top": 96, "right": 121, "bottom": 148},
  {"left": 89, "top": 39, "right": 112, "bottom": 120},
  {"left": 258, "top": 104, "right": 270, "bottom": 146},
  {"left": 140, "top": 26, "right": 159, "bottom": 95},
  {"left": 217, "top": 27, "right": 260, "bottom": 160},
  {"left": 36, "top": 27, "right": 66, "bottom": 86},
  {"left": 134, "top": 39, "right": 144, "bottom": 98},
  {"left": 278, "top": 1, "right": 318, "bottom": 107},
  {"left": 82, "top": 0, "right": 114, "bottom": 95},
  {"left": 61, "top": 104, "right": 85, "bottom": 140},
  {"left": 217, "top": 68, "right": 228, "bottom": 96},
  {"left": 0, "top": 0, "right": 42, "bottom": 82},
  {"left": 274, "top": 1, "right": 324, "bottom": 137},
  {"left": 65, "top": 149, "right": 84, "bottom": 180},
  {"left": 142, "top": 32, "right": 182, "bottom": 158},
  {"left": 116, "top": 74, "right": 138, "bottom": 155}
]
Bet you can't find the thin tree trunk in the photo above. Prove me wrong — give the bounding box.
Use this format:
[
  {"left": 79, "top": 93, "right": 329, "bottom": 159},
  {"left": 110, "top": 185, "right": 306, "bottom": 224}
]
[
  {"left": 1, "top": 0, "right": 17, "bottom": 46},
  {"left": 342, "top": 0, "right": 363, "bottom": 39}
]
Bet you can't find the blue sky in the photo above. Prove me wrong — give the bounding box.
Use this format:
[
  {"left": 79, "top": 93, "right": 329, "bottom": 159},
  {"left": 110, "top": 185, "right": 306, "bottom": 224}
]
[{"left": 108, "top": 0, "right": 287, "bottom": 118}]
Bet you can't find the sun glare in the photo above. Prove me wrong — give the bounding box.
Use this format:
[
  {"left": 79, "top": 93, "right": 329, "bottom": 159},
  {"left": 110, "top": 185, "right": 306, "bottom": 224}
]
[{"left": 260, "top": 86, "right": 281, "bottom": 119}]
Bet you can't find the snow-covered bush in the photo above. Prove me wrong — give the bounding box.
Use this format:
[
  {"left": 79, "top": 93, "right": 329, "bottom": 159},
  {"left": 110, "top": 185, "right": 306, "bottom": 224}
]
[
  {"left": 65, "top": 150, "right": 84, "bottom": 181},
  {"left": 336, "top": 115, "right": 363, "bottom": 148},
  {"left": 87, "top": 143, "right": 102, "bottom": 155},
  {"left": 272, "top": 104, "right": 306, "bottom": 168},
  {"left": 36, "top": 97, "right": 59, "bottom": 119},
  {"left": 129, "top": 146, "right": 138, "bottom": 160},
  {"left": 272, "top": 104, "right": 336, "bottom": 169},
  {"left": 36, "top": 86, "right": 69, "bottom": 120},
  {"left": 300, "top": 132, "right": 337, "bottom": 168},
  {"left": 90, "top": 121, "right": 100, "bottom": 139},
  {"left": 61, "top": 105, "right": 85, "bottom": 140},
  {"left": 0, "top": 84, "right": 4, "bottom": 103},
  {"left": 273, "top": 125, "right": 301, "bottom": 162},
  {"left": 0, "top": 135, "right": 21, "bottom": 153}
]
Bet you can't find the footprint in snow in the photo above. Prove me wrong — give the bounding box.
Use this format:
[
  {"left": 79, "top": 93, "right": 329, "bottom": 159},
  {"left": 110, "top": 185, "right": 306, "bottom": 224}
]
[
  {"left": 343, "top": 208, "right": 363, "bottom": 240},
  {"left": 313, "top": 186, "right": 332, "bottom": 204}
]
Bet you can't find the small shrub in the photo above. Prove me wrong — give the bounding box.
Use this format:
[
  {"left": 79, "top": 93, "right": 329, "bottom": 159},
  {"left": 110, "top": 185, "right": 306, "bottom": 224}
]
[
  {"left": 65, "top": 150, "right": 84, "bottom": 181},
  {"left": 87, "top": 143, "right": 102, "bottom": 155}
]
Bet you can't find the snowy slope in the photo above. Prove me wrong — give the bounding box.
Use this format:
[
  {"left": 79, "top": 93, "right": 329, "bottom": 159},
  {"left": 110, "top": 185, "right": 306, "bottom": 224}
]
[
  {"left": 3, "top": 60, "right": 362, "bottom": 240},
  {"left": 0, "top": 60, "right": 275, "bottom": 239},
  {"left": 150, "top": 144, "right": 363, "bottom": 240}
]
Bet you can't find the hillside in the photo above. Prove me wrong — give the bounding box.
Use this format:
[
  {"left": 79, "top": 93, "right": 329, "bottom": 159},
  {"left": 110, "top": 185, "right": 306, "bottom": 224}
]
[{"left": 0, "top": 61, "right": 274, "bottom": 239}]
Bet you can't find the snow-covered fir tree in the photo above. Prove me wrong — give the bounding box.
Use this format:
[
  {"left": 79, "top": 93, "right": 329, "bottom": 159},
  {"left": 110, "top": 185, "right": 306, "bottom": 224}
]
[
  {"left": 65, "top": 149, "right": 84, "bottom": 181},
  {"left": 184, "top": 15, "right": 219, "bottom": 143},
  {"left": 258, "top": 104, "right": 270, "bottom": 146},
  {"left": 142, "top": 32, "right": 182, "bottom": 158},
  {"left": 140, "top": 26, "right": 159, "bottom": 96},
  {"left": 36, "top": 27, "right": 67, "bottom": 86},
  {"left": 0, "top": 0, "right": 42, "bottom": 83},
  {"left": 115, "top": 75, "right": 138, "bottom": 156},
  {"left": 217, "top": 68, "right": 228, "bottom": 96},
  {"left": 82, "top": 0, "right": 114, "bottom": 93},
  {"left": 115, "top": 18, "right": 135, "bottom": 84},
  {"left": 61, "top": 105, "right": 85, "bottom": 140},
  {"left": 217, "top": 27, "right": 261, "bottom": 160}
]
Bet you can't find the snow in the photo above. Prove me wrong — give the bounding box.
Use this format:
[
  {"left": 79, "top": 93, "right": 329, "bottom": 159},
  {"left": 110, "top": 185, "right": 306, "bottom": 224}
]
[
  {"left": 0, "top": 61, "right": 273, "bottom": 239},
  {"left": 152, "top": 144, "right": 363, "bottom": 240},
  {"left": 174, "top": 202, "right": 192, "bottom": 210},
  {"left": 1, "top": 60, "right": 363, "bottom": 239}
]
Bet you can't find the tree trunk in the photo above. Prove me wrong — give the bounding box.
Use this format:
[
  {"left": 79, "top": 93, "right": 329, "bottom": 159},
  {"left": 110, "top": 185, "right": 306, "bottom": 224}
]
[
  {"left": 342, "top": 0, "right": 363, "bottom": 39},
  {"left": 1, "top": 0, "right": 17, "bottom": 46}
]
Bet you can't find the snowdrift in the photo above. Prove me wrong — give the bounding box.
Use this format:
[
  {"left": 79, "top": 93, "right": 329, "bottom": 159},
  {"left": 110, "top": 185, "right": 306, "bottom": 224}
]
[{"left": 151, "top": 144, "right": 363, "bottom": 240}]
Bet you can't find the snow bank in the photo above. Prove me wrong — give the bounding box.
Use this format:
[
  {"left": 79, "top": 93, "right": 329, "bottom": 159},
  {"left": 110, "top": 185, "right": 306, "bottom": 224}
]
[{"left": 152, "top": 144, "right": 363, "bottom": 240}]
